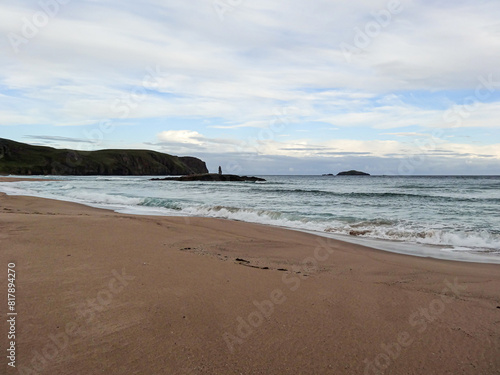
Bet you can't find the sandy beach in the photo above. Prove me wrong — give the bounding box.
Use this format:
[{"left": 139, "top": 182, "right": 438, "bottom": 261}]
[{"left": 1, "top": 187, "right": 499, "bottom": 374}]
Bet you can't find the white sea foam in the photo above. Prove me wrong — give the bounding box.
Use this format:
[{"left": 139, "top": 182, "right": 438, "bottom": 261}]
[
  {"left": 0, "top": 182, "right": 142, "bottom": 208},
  {"left": 94, "top": 176, "right": 140, "bottom": 181},
  {"left": 63, "top": 190, "right": 144, "bottom": 206},
  {"left": 173, "top": 205, "right": 500, "bottom": 253}
]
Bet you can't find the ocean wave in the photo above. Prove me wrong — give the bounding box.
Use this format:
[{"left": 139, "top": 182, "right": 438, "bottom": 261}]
[
  {"left": 64, "top": 191, "right": 143, "bottom": 206},
  {"left": 170, "top": 204, "right": 500, "bottom": 252},
  {"left": 325, "top": 222, "right": 500, "bottom": 252},
  {"left": 178, "top": 204, "right": 328, "bottom": 232},
  {"left": 251, "top": 187, "right": 498, "bottom": 203},
  {"left": 139, "top": 197, "right": 182, "bottom": 210},
  {"left": 94, "top": 176, "right": 141, "bottom": 181}
]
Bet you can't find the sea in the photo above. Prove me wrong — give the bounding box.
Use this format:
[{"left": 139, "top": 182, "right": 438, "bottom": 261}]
[{"left": 1, "top": 175, "right": 499, "bottom": 264}]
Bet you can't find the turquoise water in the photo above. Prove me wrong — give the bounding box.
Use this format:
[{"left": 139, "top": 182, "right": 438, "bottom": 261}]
[{"left": 1, "top": 175, "right": 499, "bottom": 263}]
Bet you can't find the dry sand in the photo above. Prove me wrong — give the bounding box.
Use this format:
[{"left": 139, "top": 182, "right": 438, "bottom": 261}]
[{"left": 0, "top": 189, "right": 499, "bottom": 374}]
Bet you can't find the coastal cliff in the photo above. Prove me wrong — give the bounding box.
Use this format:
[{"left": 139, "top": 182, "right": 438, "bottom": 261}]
[{"left": 0, "top": 138, "right": 208, "bottom": 175}]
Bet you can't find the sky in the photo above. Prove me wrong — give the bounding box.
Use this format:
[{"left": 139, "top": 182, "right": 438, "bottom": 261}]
[{"left": 1, "top": 0, "right": 500, "bottom": 175}]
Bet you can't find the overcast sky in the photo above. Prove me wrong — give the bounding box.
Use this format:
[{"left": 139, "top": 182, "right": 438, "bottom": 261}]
[{"left": 1, "top": 0, "right": 499, "bottom": 174}]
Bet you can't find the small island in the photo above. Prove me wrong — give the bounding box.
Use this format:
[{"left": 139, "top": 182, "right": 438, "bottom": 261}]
[
  {"left": 151, "top": 173, "right": 266, "bottom": 182},
  {"left": 336, "top": 170, "right": 370, "bottom": 176}
]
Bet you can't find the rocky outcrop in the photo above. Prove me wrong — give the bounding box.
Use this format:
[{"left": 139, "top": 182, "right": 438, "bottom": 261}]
[
  {"left": 151, "top": 173, "right": 266, "bottom": 182},
  {"left": 0, "top": 138, "right": 208, "bottom": 176},
  {"left": 337, "top": 170, "right": 370, "bottom": 176}
]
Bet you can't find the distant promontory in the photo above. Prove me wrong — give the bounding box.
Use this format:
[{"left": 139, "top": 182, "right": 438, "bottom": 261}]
[
  {"left": 336, "top": 170, "right": 370, "bottom": 176},
  {"left": 0, "top": 138, "right": 208, "bottom": 176}
]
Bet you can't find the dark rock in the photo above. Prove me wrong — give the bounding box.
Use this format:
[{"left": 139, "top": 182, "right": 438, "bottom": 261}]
[
  {"left": 337, "top": 170, "right": 370, "bottom": 176},
  {"left": 235, "top": 258, "right": 250, "bottom": 263},
  {"left": 349, "top": 230, "right": 370, "bottom": 236},
  {"left": 152, "top": 173, "right": 266, "bottom": 182}
]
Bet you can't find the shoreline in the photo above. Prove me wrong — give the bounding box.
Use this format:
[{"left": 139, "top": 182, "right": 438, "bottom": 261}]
[
  {"left": 1, "top": 192, "right": 499, "bottom": 374},
  {"left": 0, "top": 177, "right": 60, "bottom": 182},
  {"left": 1, "top": 176, "right": 499, "bottom": 264}
]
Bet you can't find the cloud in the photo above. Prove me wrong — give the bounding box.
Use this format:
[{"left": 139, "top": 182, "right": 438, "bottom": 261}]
[
  {"left": 382, "top": 132, "right": 429, "bottom": 137},
  {"left": 209, "top": 120, "right": 271, "bottom": 129},
  {"left": 153, "top": 129, "right": 500, "bottom": 163},
  {"left": 1, "top": 0, "right": 499, "bottom": 173},
  {"left": 154, "top": 130, "right": 241, "bottom": 154},
  {"left": 1, "top": 0, "right": 499, "bottom": 126},
  {"left": 157, "top": 130, "right": 205, "bottom": 145},
  {"left": 24, "top": 135, "right": 97, "bottom": 143}
]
